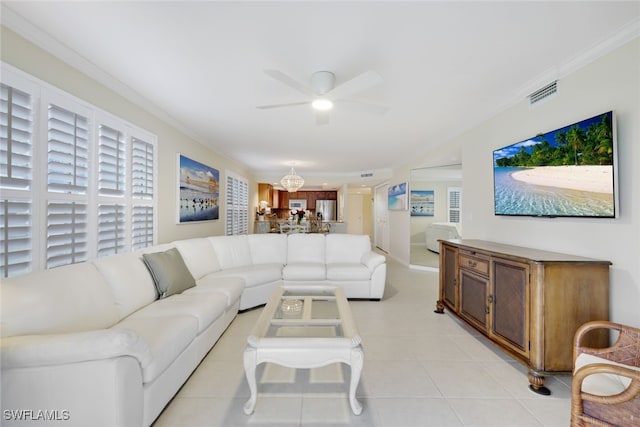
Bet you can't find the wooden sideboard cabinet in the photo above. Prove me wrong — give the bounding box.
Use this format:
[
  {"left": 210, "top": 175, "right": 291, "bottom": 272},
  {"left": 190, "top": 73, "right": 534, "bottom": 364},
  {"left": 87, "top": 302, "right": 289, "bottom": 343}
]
[{"left": 436, "top": 239, "right": 610, "bottom": 395}]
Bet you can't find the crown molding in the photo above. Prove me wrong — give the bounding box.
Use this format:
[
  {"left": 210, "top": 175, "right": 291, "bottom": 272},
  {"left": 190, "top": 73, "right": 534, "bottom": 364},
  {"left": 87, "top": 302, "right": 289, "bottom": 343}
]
[{"left": 0, "top": 4, "right": 211, "bottom": 149}]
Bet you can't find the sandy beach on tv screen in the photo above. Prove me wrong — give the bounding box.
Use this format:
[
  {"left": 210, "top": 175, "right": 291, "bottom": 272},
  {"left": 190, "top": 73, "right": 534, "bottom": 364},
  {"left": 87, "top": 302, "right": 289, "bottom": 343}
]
[{"left": 511, "top": 165, "right": 613, "bottom": 193}]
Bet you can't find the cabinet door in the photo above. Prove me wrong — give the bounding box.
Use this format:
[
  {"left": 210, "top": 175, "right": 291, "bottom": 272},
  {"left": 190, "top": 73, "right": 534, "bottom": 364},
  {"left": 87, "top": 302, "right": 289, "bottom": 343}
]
[
  {"left": 280, "top": 191, "right": 289, "bottom": 209},
  {"left": 307, "top": 191, "right": 316, "bottom": 209},
  {"left": 491, "top": 259, "right": 529, "bottom": 356},
  {"left": 460, "top": 269, "right": 489, "bottom": 331},
  {"left": 441, "top": 245, "right": 458, "bottom": 309}
]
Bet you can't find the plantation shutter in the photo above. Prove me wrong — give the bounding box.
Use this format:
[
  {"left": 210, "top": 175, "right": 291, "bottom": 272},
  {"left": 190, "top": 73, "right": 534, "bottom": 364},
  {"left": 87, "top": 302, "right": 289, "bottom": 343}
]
[
  {"left": 46, "top": 201, "right": 88, "bottom": 268},
  {"left": 46, "top": 103, "right": 89, "bottom": 267},
  {"left": 0, "top": 199, "right": 32, "bottom": 277},
  {"left": 2, "top": 64, "right": 158, "bottom": 274},
  {"left": 1, "top": 83, "right": 34, "bottom": 277},
  {"left": 1, "top": 84, "right": 33, "bottom": 190},
  {"left": 98, "top": 124, "right": 126, "bottom": 196},
  {"left": 448, "top": 187, "right": 462, "bottom": 223},
  {"left": 131, "top": 137, "right": 154, "bottom": 198},
  {"left": 47, "top": 104, "right": 89, "bottom": 194},
  {"left": 131, "top": 137, "right": 155, "bottom": 250},
  {"left": 132, "top": 205, "right": 154, "bottom": 250},
  {"left": 225, "top": 172, "right": 249, "bottom": 235},
  {"left": 97, "top": 203, "right": 126, "bottom": 257}
]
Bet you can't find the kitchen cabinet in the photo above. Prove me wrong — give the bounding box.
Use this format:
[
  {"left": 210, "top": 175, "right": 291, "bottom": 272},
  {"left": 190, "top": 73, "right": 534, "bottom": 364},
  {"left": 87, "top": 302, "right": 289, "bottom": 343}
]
[
  {"left": 258, "top": 184, "right": 272, "bottom": 205},
  {"left": 436, "top": 239, "right": 610, "bottom": 395},
  {"left": 277, "top": 190, "right": 338, "bottom": 211}
]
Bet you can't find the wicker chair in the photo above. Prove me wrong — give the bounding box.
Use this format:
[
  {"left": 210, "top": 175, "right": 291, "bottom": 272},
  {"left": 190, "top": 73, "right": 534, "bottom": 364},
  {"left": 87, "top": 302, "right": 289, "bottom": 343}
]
[{"left": 571, "top": 320, "right": 640, "bottom": 427}]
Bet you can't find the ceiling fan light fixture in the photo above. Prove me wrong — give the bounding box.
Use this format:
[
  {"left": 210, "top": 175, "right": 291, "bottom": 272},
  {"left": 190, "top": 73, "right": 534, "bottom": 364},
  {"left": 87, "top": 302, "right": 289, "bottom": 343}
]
[
  {"left": 280, "top": 167, "right": 305, "bottom": 192},
  {"left": 311, "top": 98, "right": 333, "bottom": 111}
]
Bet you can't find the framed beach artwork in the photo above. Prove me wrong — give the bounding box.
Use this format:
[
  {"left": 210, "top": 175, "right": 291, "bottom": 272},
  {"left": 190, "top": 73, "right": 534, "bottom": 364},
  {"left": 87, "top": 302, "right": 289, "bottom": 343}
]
[
  {"left": 388, "top": 182, "right": 409, "bottom": 211},
  {"left": 493, "top": 111, "right": 617, "bottom": 218},
  {"left": 177, "top": 154, "right": 220, "bottom": 223},
  {"left": 410, "top": 190, "right": 435, "bottom": 216}
]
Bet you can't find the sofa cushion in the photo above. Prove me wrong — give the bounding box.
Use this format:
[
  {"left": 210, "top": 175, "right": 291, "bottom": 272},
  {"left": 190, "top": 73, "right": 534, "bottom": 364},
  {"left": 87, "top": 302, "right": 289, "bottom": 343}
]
[
  {"left": 173, "top": 238, "right": 221, "bottom": 279},
  {"left": 112, "top": 315, "right": 198, "bottom": 383},
  {"left": 142, "top": 248, "right": 196, "bottom": 298},
  {"left": 326, "top": 263, "right": 372, "bottom": 281},
  {"left": 325, "top": 234, "right": 371, "bottom": 264},
  {"left": 287, "top": 233, "right": 326, "bottom": 264},
  {"left": 127, "top": 293, "right": 227, "bottom": 334},
  {"left": 0, "top": 263, "right": 120, "bottom": 337},
  {"left": 248, "top": 234, "right": 287, "bottom": 265},
  {"left": 186, "top": 276, "right": 245, "bottom": 307},
  {"left": 207, "top": 264, "right": 283, "bottom": 288},
  {"left": 575, "top": 353, "right": 638, "bottom": 396},
  {"left": 283, "top": 262, "right": 326, "bottom": 281},
  {"left": 92, "top": 252, "right": 157, "bottom": 319},
  {"left": 208, "top": 235, "right": 252, "bottom": 269}
]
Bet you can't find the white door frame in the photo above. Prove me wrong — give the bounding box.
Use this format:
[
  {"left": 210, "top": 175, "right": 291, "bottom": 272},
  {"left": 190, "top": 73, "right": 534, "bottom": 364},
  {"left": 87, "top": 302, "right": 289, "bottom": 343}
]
[{"left": 374, "top": 182, "right": 389, "bottom": 252}]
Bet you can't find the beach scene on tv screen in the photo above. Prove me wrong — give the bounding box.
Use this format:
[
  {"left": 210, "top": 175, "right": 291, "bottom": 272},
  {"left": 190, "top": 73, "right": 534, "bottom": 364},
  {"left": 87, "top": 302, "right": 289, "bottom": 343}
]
[{"left": 493, "top": 112, "right": 615, "bottom": 217}]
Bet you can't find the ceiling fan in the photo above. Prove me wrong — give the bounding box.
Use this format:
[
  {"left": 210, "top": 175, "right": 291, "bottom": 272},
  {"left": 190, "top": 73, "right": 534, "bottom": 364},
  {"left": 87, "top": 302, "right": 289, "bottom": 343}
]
[{"left": 257, "top": 69, "right": 388, "bottom": 125}]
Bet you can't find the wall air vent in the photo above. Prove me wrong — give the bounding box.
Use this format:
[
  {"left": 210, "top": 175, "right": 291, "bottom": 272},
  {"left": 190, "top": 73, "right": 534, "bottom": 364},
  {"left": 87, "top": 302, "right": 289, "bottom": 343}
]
[
  {"left": 360, "top": 172, "right": 373, "bottom": 178},
  {"left": 528, "top": 80, "right": 558, "bottom": 105}
]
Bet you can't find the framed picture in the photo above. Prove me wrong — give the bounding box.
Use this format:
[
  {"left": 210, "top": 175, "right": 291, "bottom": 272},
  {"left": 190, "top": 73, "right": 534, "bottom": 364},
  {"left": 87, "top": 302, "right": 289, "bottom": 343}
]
[
  {"left": 177, "top": 154, "right": 219, "bottom": 223},
  {"left": 388, "top": 182, "right": 409, "bottom": 211},
  {"left": 410, "top": 190, "right": 435, "bottom": 216}
]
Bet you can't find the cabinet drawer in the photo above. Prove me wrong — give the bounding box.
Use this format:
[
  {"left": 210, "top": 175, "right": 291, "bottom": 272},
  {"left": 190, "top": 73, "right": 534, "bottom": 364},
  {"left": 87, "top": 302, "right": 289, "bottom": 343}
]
[{"left": 459, "top": 253, "right": 489, "bottom": 276}]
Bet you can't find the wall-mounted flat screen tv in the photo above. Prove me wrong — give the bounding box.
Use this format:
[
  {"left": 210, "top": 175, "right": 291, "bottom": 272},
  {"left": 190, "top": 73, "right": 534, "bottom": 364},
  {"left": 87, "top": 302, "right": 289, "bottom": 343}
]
[{"left": 493, "top": 111, "right": 617, "bottom": 218}]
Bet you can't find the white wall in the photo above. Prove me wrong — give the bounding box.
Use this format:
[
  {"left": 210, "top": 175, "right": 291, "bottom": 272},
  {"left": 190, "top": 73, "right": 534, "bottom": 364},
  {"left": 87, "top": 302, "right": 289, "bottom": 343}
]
[
  {"left": 1, "top": 26, "right": 256, "bottom": 244},
  {"left": 425, "top": 39, "right": 639, "bottom": 326}
]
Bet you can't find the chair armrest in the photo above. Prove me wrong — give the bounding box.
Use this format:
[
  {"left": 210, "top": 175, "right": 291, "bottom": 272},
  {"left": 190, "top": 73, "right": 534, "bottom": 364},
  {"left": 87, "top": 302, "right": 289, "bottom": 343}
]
[
  {"left": 574, "top": 320, "right": 640, "bottom": 366},
  {"left": 1, "top": 329, "right": 152, "bottom": 369},
  {"left": 573, "top": 363, "right": 640, "bottom": 405},
  {"left": 360, "top": 252, "right": 385, "bottom": 271}
]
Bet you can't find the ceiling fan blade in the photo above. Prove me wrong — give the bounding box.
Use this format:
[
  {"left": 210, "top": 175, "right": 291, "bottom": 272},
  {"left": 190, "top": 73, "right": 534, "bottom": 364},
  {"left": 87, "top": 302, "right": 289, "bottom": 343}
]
[
  {"left": 264, "top": 69, "right": 316, "bottom": 97},
  {"left": 315, "top": 110, "right": 330, "bottom": 126},
  {"left": 327, "top": 70, "right": 383, "bottom": 101},
  {"left": 256, "top": 101, "right": 311, "bottom": 109},
  {"left": 334, "top": 99, "right": 389, "bottom": 114}
]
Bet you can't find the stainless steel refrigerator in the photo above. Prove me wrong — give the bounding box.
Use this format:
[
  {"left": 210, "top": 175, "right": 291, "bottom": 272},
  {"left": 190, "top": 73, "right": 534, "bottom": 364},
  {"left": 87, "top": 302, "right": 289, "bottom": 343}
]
[{"left": 315, "top": 200, "right": 337, "bottom": 221}]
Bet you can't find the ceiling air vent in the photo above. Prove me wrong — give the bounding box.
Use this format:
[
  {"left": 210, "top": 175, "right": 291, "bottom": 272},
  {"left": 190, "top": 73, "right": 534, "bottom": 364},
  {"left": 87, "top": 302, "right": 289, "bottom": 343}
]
[
  {"left": 528, "top": 81, "right": 558, "bottom": 105},
  {"left": 360, "top": 172, "right": 373, "bottom": 178}
]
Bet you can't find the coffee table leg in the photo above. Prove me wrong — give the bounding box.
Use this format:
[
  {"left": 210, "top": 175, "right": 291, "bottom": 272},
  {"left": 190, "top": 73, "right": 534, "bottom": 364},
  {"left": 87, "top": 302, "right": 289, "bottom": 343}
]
[
  {"left": 243, "top": 347, "right": 258, "bottom": 415},
  {"left": 349, "top": 347, "right": 364, "bottom": 415}
]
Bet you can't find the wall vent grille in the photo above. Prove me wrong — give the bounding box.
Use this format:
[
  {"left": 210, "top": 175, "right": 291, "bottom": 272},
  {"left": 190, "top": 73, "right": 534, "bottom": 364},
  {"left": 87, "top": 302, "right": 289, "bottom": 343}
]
[
  {"left": 360, "top": 172, "right": 373, "bottom": 178},
  {"left": 528, "top": 81, "right": 558, "bottom": 105}
]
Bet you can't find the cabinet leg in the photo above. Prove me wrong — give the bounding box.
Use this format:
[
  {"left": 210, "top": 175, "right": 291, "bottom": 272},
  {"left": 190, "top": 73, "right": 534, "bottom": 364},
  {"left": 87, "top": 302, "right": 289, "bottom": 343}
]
[
  {"left": 434, "top": 300, "right": 445, "bottom": 314},
  {"left": 527, "top": 371, "right": 551, "bottom": 396}
]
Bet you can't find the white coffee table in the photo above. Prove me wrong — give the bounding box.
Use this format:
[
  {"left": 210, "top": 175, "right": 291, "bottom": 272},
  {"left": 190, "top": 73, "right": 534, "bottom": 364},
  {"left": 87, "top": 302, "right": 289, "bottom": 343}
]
[{"left": 243, "top": 285, "right": 363, "bottom": 415}]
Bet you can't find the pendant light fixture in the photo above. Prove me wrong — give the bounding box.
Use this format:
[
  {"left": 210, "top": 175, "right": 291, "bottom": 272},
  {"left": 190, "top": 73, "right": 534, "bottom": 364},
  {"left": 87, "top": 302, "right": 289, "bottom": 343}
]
[{"left": 280, "top": 166, "right": 304, "bottom": 192}]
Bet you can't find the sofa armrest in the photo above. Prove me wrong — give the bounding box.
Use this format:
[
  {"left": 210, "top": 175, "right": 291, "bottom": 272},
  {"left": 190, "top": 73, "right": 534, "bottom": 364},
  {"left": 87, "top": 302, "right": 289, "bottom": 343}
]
[
  {"left": 1, "top": 329, "right": 152, "bottom": 370},
  {"left": 360, "top": 252, "right": 385, "bottom": 271}
]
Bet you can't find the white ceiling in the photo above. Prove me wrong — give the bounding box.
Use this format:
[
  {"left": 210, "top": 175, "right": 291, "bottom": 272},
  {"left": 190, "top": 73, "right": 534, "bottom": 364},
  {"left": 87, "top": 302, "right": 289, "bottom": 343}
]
[{"left": 3, "top": 1, "right": 639, "bottom": 190}]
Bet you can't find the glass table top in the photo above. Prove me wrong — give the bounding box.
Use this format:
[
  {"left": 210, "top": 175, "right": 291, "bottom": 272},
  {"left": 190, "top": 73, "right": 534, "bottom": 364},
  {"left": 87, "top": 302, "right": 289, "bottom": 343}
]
[{"left": 248, "top": 286, "right": 360, "bottom": 344}]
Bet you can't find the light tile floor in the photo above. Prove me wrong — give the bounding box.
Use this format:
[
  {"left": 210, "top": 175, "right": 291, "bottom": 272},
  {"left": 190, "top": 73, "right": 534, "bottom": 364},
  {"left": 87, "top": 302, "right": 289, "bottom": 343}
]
[{"left": 153, "top": 257, "right": 572, "bottom": 427}]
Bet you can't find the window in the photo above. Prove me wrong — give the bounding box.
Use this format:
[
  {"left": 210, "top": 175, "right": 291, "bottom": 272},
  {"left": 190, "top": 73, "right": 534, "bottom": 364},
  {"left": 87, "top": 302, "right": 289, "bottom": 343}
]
[
  {"left": 448, "top": 187, "right": 462, "bottom": 223},
  {"left": 131, "top": 137, "right": 155, "bottom": 251},
  {"left": 225, "top": 171, "right": 248, "bottom": 235},
  {"left": 1, "top": 81, "right": 34, "bottom": 277},
  {"left": 0, "top": 63, "right": 157, "bottom": 277}
]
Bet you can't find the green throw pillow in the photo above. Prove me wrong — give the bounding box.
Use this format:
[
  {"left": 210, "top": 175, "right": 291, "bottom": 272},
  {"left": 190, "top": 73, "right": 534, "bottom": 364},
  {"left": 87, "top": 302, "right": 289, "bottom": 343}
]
[{"left": 142, "top": 248, "right": 196, "bottom": 299}]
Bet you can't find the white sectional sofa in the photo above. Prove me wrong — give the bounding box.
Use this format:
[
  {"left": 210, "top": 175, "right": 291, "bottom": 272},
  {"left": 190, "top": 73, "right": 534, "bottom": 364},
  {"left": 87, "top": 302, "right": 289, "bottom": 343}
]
[{"left": 0, "top": 233, "right": 386, "bottom": 427}]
